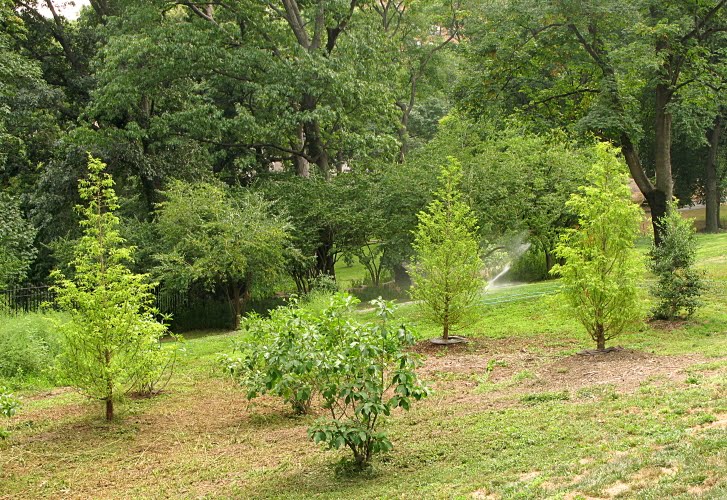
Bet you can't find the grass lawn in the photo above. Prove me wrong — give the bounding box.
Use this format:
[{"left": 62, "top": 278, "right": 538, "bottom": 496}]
[{"left": 1, "top": 234, "right": 726, "bottom": 499}]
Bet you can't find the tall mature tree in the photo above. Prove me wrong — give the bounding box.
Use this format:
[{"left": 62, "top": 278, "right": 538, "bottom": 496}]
[
  {"left": 0, "top": 194, "right": 37, "bottom": 288},
  {"left": 156, "top": 181, "right": 290, "bottom": 329},
  {"left": 371, "top": 0, "right": 464, "bottom": 160},
  {"left": 90, "top": 1, "right": 398, "bottom": 182},
  {"left": 463, "top": 0, "right": 727, "bottom": 243}
]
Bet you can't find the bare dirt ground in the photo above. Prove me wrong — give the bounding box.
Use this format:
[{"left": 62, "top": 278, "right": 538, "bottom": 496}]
[{"left": 414, "top": 337, "right": 710, "bottom": 396}]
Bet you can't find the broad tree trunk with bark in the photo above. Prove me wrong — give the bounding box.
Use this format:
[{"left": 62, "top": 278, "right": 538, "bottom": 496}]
[{"left": 705, "top": 114, "right": 723, "bottom": 233}]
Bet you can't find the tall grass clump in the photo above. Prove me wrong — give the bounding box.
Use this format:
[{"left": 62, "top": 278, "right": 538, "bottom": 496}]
[{"left": 0, "top": 312, "right": 64, "bottom": 385}]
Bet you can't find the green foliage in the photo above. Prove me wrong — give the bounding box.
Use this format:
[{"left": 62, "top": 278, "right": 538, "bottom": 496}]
[
  {"left": 222, "top": 294, "right": 359, "bottom": 415},
  {"left": 0, "top": 313, "right": 62, "bottom": 381},
  {"left": 156, "top": 181, "right": 290, "bottom": 329},
  {"left": 409, "top": 158, "right": 483, "bottom": 340},
  {"left": 51, "top": 156, "right": 171, "bottom": 419},
  {"left": 309, "top": 298, "right": 428, "bottom": 467},
  {"left": 551, "top": 144, "right": 644, "bottom": 350},
  {"left": 223, "top": 293, "right": 427, "bottom": 466},
  {"left": 0, "top": 386, "right": 20, "bottom": 439},
  {"left": 408, "top": 114, "right": 592, "bottom": 269},
  {"left": 520, "top": 391, "right": 570, "bottom": 405},
  {"left": 261, "top": 172, "right": 378, "bottom": 292},
  {"left": 649, "top": 207, "right": 706, "bottom": 320},
  {"left": 0, "top": 194, "right": 37, "bottom": 288},
  {"left": 309, "top": 273, "right": 339, "bottom": 295}
]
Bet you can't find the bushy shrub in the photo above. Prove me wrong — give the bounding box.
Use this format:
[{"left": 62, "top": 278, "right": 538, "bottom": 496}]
[
  {"left": 309, "top": 273, "right": 339, "bottom": 294},
  {"left": 649, "top": 207, "right": 706, "bottom": 319},
  {"left": 0, "top": 387, "right": 20, "bottom": 439},
  {"left": 222, "top": 294, "right": 358, "bottom": 414},
  {"left": 508, "top": 247, "right": 549, "bottom": 282},
  {"left": 0, "top": 313, "right": 62, "bottom": 381},
  {"left": 309, "top": 298, "right": 428, "bottom": 467},
  {"left": 222, "top": 293, "right": 428, "bottom": 467}
]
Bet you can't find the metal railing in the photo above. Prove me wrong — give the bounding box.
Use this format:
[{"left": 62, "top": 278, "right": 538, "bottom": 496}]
[{"left": 0, "top": 284, "right": 186, "bottom": 317}]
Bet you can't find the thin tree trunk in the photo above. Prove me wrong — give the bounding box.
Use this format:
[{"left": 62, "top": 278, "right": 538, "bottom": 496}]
[
  {"left": 315, "top": 232, "right": 336, "bottom": 277},
  {"left": 442, "top": 300, "right": 449, "bottom": 341},
  {"left": 545, "top": 249, "right": 555, "bottom": 274},
  {"left": 105, "top": 350, "right": 113, "bottom": 420},
  {"left": 229, "top": 283, "right": 242, "bottom": 330},
  {"left": 705, "top": 115, "right": 722, "bottom": 233},
  {"left": 392, "top": 263, "right": 411, "bottom": 288}
]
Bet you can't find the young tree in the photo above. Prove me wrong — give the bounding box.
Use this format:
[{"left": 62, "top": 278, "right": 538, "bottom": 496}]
[
  {"left": 649, "top": 206, "right": 706, "bottom": 319},
  {"left": 551, "top": 144, "right": 644, "bottom": 351},
  {"left": 156, "top": 181, "right": 289, "bottom": 329},
  {"left": 409, "top": 158, "right": 483, "bottom": 343},
  {"left": 52, "top": 156, "right": 168, "bottom": 421},
  {"left": 310, "top": 297, "right": 428, "bottom": 468}
]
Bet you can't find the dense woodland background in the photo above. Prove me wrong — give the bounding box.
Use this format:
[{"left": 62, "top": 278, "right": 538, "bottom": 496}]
[{"left": 2, "top": 0, "right": 726, "bottom": 328}]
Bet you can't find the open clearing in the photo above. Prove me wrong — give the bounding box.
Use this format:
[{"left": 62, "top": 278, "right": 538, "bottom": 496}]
[{"left": 1, "top": 234, "right": 726, "bottom": 499}]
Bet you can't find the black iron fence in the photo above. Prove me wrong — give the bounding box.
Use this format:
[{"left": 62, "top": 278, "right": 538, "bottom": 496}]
[
  {"left": 0, "top": 284, "right": 187, "bottom": 318},
  {"left": 0, "top": 285, "right": 55, "bottom": 316}
]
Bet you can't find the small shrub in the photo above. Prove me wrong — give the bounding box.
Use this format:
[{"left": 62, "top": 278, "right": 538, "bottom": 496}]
[
  {"left": 224, "top": 293, "right": 428, "bottom": 467},
  {"left": 309, "top": 298, "right": 428, "bottom": 467},
  {"left": 222, "top": 294, "right": 361, "bottom": 414},
  {"left": 309, "top": 273, "right": 339, "bottom": 294},
  {"left": 0, "top": 387, "right": 20, "bottom": 439},
  {"left": 649, "top": 206, "right": 706, "bottom": 320},
  {"left": 508, "top": 247, "right": 549, "bottom": 282}
]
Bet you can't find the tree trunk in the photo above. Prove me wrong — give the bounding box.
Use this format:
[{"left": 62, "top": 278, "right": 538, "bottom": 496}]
[
  {"left": 705, "top": 115, "right": 722, "bottom": 233},
  {"left": 442, "top": 298, "right": 449, "bottom": 341},
  {"left": 652, "top": 83, "right": 674, "bottom": 243},
  {"left": 645, "top": 190, "right": 669, "bottom": 245},
  {"left": 105, "top": 350, "right": 113, "bottom": 420},
  {"left": 230, "top": 283, "right": 242, "bottom": 330},
  {"left": 595, "top": 324, "right": 606, "bottom": 351},
  {"left": 620, "top": 135, "right": 669, "bottom": 245},
  {"left": 302, "top": 95, "right": 330, "bottom": 179},
  {"left": 105, "top": 399, "right": 113, "bottom": 421},
  {"left": 315, "top": 232, "right": 336, "bottom": 277},
  {"left": 545, "top": 249, "right": 555, "bottom": 274},
  {"left": 398, "top": 107, "right": 410, "bottom": 163},
  {"left": 293, "top": 124, "right": 310, "bottom": 177}
]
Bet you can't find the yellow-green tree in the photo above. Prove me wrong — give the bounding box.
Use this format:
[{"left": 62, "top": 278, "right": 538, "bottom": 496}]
[
  {"left": 409, "top": 158, "right": 483, "bottom": 342},
  {"left": 52, "top": 156, "right": 169, "bottom": 421},
  {"left": 551, "top": 144, "right": 644, "bottom": 350}
]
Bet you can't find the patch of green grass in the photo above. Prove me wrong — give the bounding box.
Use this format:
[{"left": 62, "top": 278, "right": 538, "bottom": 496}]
[
  {"left": 334, "top": 254, "right": 370, "bottom": 289},
  {"left": 520, "top": 390, "right": 570, "bottom": 404}
]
